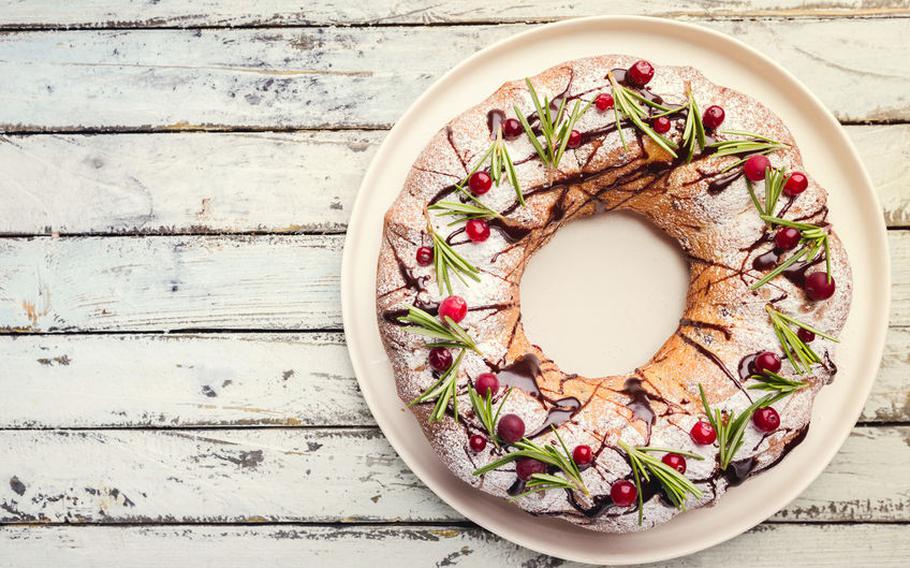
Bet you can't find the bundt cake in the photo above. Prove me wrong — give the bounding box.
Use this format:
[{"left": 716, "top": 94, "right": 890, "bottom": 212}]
[{"left": 375, "top": 55, "right": 852, "bottom": 533}]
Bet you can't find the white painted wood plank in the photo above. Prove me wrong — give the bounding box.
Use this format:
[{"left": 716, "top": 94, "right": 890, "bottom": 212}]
[
  {"left": 0, "top": 426, "right": 905, "bottom": 524},
  {"left": 0, "top": 328, "right": 905, "bottom": 428},
  {"left": 0, "top": 132, "right": 377, "bottom": 235},
  {"left": 0, "top": 235, "right": 341, "bottom": 332},
  {"left": 1, "top": 125, "right": 906, "bottom": 235},
  {"left": 0, "top": 332, "right": 371, "bottom": 428},
  {"left": 1, "top": 0, "right": 907, "bottom": 28},
  {"left": 0, "top": 21, "right": 906, "bottom": 131},
  {"left": 1, "top": 232, "right": 908, "bottom": 332},
  {"left": 1, "top": 523, "right": 907, "bottom": 568}
]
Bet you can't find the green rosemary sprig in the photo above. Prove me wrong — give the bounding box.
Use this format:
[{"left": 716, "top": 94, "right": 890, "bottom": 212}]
[
  {"left": 698, "top": 384, "right": 773, "bottom": 470},
  {"left": 750, "top": 216, "right": 830, "bottom": 290},
  {"left": 429, "top": 199, "right": 501, "bottom": 225},
  {"left": 518, "top": 472, "right": 579, "bottom": 496},
  {"left": 765, "top": 305, "right": 839, "bottom": 374},
  {"left": 748, "top": 370, "right": 809, "bottom": 405},
  {"left": 707, "top": 129, "right": 788, "bottom": 171},
  {"left": 608, "top": 72, "right": 678, "bottom": 158},
  {"left": 429, "top": 224, "right": 480, "bottom": 295},
  {"left": 451, "top": 128, "right": 524, "bottom": 207},
  {"left": 396, "top": 305, "right": 479, "bottom": 353},
  {"left": 514, "top": 78, "right": 592, "bottom": 169},
  {"left": 472, "top": 427, "right": 588, "bottom": 496},
  {"left": 408, "top": 349, "right": 466, "bottom": 422},
  {"left": 681, "top": 87, "right": 706, "bottom": 162},
  {"left": 745, "top": 167, "right": 787, "bottom": 224},
  {"left": 467, "top": 386, "right": 512, "bottom": 447},
  {"left": 618, "top": 441, "right": 704, "bottom": 525}
]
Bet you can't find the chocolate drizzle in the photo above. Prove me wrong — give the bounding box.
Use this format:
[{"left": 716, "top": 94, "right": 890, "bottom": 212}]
[
  {"left": 497, "top": 354, "right": 544, "bottom": 399},
  {"left": 529, "top": 397, "right": 582, "bottom": 438},
  {"left": 486, "top": 109, "right": 505, "bottom": 136},
  {"left": 706, "top": 169, "right": 744, "bottom": 195},
  {"left": 620, "top": 378, "right": 656, "bottom": 436}
]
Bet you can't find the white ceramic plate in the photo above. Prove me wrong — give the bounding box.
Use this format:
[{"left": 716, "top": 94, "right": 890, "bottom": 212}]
[{"left": 341, "top": 16, "right": 890, "bottom": 564}]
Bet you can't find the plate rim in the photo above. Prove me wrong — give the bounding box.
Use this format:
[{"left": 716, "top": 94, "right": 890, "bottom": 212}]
[{"left": 341, "top": 15, "right": 890, "bottom": 564}]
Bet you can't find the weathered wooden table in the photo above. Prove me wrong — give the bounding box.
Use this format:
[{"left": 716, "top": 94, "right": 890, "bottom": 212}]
[{"left": 0, "top": 3, "right": 907, "bottom": 566}]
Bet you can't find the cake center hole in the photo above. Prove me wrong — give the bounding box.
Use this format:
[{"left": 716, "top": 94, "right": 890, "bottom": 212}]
[{"left": 520, "top": 211, "right": 689, "bottom": 377}]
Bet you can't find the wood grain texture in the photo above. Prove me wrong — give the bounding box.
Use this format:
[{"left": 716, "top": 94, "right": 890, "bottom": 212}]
[
  {"left": 0, "top": 132, "right": 371, "bottom": 235},
  {"left": 1, "top": 125, "right": 907, "bottom": 236},
  {"left": 1, "top": 523, "right": 908, "bottom": 568},
  {"left": 0, "top": 20, "right": 907, "bottom": 132},
  {"left": 1, "top": 0, "right": 909, "bottom": 28},
  {"left": 0, "top": 426, "right": 906, "bottom": 524},
  {"left": 0, "top": 235, "right": 342, "bottom": 332},
  {"left": 0, "top": 333, "right": 371, "bottom": 428},
  {"left": 0, "top": 328, "right": 906, "bottom": 428},
  {"left": 1, "top": 231, "right": 908, "bottom": 332}
]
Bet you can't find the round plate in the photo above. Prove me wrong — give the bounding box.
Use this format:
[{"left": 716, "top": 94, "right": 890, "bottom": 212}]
[{"left": 341, "top": 16, "right": 889, "bottom": 564}]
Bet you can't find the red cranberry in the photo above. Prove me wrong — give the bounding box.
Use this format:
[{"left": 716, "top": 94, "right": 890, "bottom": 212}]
[
  {"left": 469, "top": 434, "right": 487, "bottom": 452},
  {"left": 754, "top": 351, "right": 782, "bottom": 374},
  {"left": 428, "top": 347, "right": 453, "bottom": 372},
  {"left": 652, "top": 116, "right": 671, "bottom": 134},
  {"left": 465, "top": 219, "right": 490, "bottom": 243},
  {"left": 595, "top": 93, "right": 614, "bottom": 111},
  {"left": 567, "top": 130, "right": 582, "bottom": 149},
  {"left": 628, "top": 60, "right": 655, "bottom": 86},
  {"left": 702, "top": 105, "right": 725, "bottom": 130},
  {"left": 797, "top": 328, "right": 816, "bottom": 343},
  {"left": 572, "top": 445, "right": 593, "bottom": 466},
  {"left": 502, "top": 117, "right": 523, "bottom": 140},
  {"left": 468, "top": 171, "right": 492, "bottom": 195},
  {"left": 516, "top": 457, "right": 548, "bottom": 481},
  {"left": 474, "top": 373, "right": 499, "bottom": 398},
  {"left": 752, "top": 407, "right": 780, "bottom": 432},
  {"left": 497, "top": 414, "right": 525, "bottom": 444},
  {"left": 415, "top": 246, "right": 433, "bottom": 266},
  {"left": 804, "top": 272, "right": 836, "bottom": 301},
  {"left": 784, "top": 172, "right": 808, "bottom": 197},
  {"left": 610, "top": 479, "right": 638, "bottom": 507},
  {"left": 439, "top": 295, "right": 467, "bottom": 323},
  {"left": 690, "top": 420, "right": 717, "bottom": 445},
  {"left": 661, "top": 453, "right": 687, "bottom": 474},
  {"left": 774, "top": 227, "right": 801, "bottom": 251},
  {"left": 743, "top": 155, "right": 771, "bottom": 182}
]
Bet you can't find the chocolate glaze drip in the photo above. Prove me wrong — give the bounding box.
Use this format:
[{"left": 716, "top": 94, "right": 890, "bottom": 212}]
[
  {"left": 782, "top": 255, "right": 825, "bottom": 287},
  {"left": 487, "top": 218, "right": 532, "bottom": 243},
  {"left": 566, "top": 491, "right": 615, "bottom": 518},
  {"left": 621, "top": 378, "right": 656, "bottom": 435},
  {"left": 753, "top": 249, "right": 781, "bottom": 271},
  {"left": 823, "top": 351, "right": 838, "bottom": 379},
  {"left": 738, "top": 353, "right": 758, "bottom": 381},
  {"left": 487, "top": 109, "right": 505, "bottom": 136},
  {"left": 496, "top": 354, "right": 544, "bottom": 399},
  {"left": 507, "top": 478, "right": 526, "bottom": 497},
  {"left": 725, "top": 424, "right": 811, "bottom": 486},
  {"left": 706, "top": 169, "right": 744, "bottom": 195},
  {"left": 680, "top": 318, "right": 733, "bottom": 340},
  {"left": 529, "top": 397, "right": 582, "bottom": 437}
]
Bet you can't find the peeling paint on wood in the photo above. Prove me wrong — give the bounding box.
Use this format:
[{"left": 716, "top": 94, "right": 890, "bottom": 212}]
[
  {"left": 1, "top": 232, "right": 909, "bottom": 331},
  {"left": 0, "top": 132, "right": 377, "bottom": 235},
  {"left": 0, "top": 0, "right": 909, "bottom": 27},
  {"left": 0, "top": 22, "right": 907, "bottom": 132},
  {"left": 0, "top": 523, "right": 908, "bottom": 567},
  {"left": 0, "top": 126, "right": 906, "bottom": 235},
  {"left": 0, "top": 329, "right": 905, "bottom": 428},
  {"left": 0, "top": 427, "right": 905, "bottom": 524},
  {"left": 0, "top": 235, "right": 342, "bottom": 331}
]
